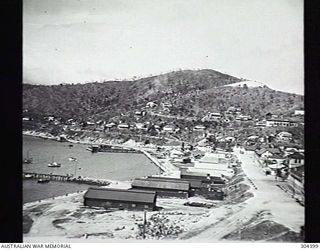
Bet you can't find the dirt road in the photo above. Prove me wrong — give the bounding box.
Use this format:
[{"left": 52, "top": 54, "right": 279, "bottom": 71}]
[{"left": 179, "top": 147, "right": 304, "bottom": 241}]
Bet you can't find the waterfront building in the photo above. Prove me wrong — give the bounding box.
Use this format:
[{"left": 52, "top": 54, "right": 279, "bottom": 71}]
[
  {"left": 84, "top": 187, "right": 157, "bottom": 211},
  {"left": 131, "top": 178, "right": 190, "bottom": 198}
]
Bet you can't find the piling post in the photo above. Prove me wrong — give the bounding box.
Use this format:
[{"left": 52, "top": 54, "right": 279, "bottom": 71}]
[{"left": 143, "top": 210, "right": 147, "bottom": 239}]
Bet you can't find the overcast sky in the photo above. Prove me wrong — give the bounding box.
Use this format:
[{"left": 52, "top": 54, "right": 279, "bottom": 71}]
[{"left": 23, "top": 0, "right": 303, "bottom": 94}]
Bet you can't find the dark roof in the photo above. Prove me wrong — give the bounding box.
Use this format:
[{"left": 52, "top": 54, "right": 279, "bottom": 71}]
[
  {"left": 84, "top": 188, "right": 156, "bottom": 204},
  {"left": 267, "top": 118, "right": 296, "bottom": 123},
  {"left": 256, "top": 148, "right": 267, "bottom": 155},
  {"left": 244, "top": 145, "right": 257, "bottom": 151},
  {"left": 146, "top": 176, "right": 202, "bottom": 189},
  {"left": 256, "top": 147, "right": 281, "bottom": 155},
  {"left": 180, "top": 171, "right": 209, "bottom": 178},
  {"left": 132, "top": 179, "right": 189, "bottom": 191},
  {"left": 288, "top": 152, "right": 304, "bottom": 159},
  {"left": 290, "top": 165, "right": 304, "bottom": 181},
  {"left": 180, "top": 171, "right": 224, "bottom": 182},
  {"left": 268, "top": 148, "right": 281, "bottom": 154}
]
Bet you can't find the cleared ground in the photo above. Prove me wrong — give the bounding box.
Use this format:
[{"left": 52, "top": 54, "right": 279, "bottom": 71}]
[{"left": 23, "top": 147, "right": 304, "bottom": 242}]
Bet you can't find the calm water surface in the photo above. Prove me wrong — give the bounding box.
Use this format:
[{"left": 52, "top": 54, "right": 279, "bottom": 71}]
[{"left": 23, "top": 135, "right": 160, "bottom": 202}]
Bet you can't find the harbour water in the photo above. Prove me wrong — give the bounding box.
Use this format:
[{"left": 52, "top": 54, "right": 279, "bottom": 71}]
[
  {"left": 23, "top": 180, "right": 92, "bottom": 203},
  {"left": 23, "top": 135, "right": 160, "bottom": 203}
]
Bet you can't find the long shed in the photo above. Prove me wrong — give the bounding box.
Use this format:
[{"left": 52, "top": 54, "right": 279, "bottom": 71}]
[
  {"left": 180, "top": 171, "right": 226, "bottom": 184},
  {"left": 131, "top": 178, "right": 190, "bottom": 198},
  {"left": 84, "top": 187, "right": 157, "bottom": 211},
  {"left": 146, "top": 176, "right": 202, "bottom": 190}
]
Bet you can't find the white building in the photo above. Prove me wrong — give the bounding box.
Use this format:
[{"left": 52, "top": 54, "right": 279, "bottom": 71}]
[
  {"left": 294, "top": 110, "right": 304, "bottom": 116},
  {"left": 276, "top": 131, "right": 293, "bottom": 142},
  {"left": 266, "top": 119, "right": 298, "bottom": 127}
]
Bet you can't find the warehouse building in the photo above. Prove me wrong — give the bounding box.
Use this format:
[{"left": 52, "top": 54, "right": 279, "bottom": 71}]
[
  {"left": 131, "top": 178, "right": 190, "bottom": 198},
  {"left": 83, "top": 187, "right": 157, "bottom": 211},
  {"left": 180, "top": 171, "right": 226, "bottom": 185},
  {"left": 146, "top": 176, "right": 202, "bottom": 190},
  {"left": 145, "top": 176, "right": 224, "bottom": 199}
]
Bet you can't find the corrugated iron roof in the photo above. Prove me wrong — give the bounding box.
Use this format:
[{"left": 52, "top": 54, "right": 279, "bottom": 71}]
[
  {"left": 84, "top": 188, "right": 156, "bottom": 203},
  {"left": 146, "top": 176, "right": 202, "bottom": 189},
  {"left": 288, "top": 152, "right": 304, "bottom": 159},
  {"left": 132, "top": 179, "right": 189, "bottom": 191},
  {"left": 181, "top": 170, "right": 209, "bottom": 178}
]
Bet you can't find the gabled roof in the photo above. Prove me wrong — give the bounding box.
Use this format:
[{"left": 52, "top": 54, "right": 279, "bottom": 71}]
[
  {"left": 132, "top": 179, "right": 190, "bottom": 191},
  {"left": 290, "top": 165, "right": 304, "bottom": 181},
  {"left": 268, "top": 148, "right": 281, "bottom": 154},
  {"left": 84, "top": 188, "right": 156, "bottom": 203},
  {"left": 146, "top": 176, "right": 202, "bottom": 189},
  {"left": 181, "top": 170, "right": 210, "bottom": 178},
  {"left": 256, "top": 148, "right": 267, "bottom": 155},
  {"left": 256, "top": 147, "right": 281, "bottom": 156},
  {"left": 288, "top": 152, "right": 304, "bottom": 159},
  {"left": 245, "top": 145, "right": 257, "bottom": 151}
]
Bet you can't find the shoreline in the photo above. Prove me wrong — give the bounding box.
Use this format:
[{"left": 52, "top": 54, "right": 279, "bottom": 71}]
[{"left": 23, "top": 130, "right": 175, "bottom": 180}]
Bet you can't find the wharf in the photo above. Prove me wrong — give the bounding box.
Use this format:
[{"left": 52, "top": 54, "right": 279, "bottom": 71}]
[{"left": 23, "top": 172, "right": 110, "bottom": 186}]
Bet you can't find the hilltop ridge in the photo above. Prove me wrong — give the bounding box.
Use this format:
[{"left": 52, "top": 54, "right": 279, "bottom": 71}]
[{"left": 23, "top": 69, "right": 303, "bottom": 121}]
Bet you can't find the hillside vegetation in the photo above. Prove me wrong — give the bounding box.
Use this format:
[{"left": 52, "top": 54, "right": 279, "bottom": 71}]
[{"left": 23, "top": 69, "right": 303, "bottom": 121}]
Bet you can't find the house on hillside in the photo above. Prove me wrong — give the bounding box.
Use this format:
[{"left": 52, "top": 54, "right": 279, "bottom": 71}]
[
  {"left": 105, "top": 122, "right": 116, "bottom": 129},
  {"left": 118, "top": 123, "right": 130, "bottom": 130},
  {"left": 285, "top": 152, "right": 304, "bottom": 169},
  {"left": 255, "top": 120, "right": 266, "bottom": 127},
  {"left": 265, "top": 119, "right": 298, "bottom": 127},
  {"left": 162, "top": 102, "right": 173, "bottom": 108},
  {"left": 284, "top": 147, "right": 298, "bottom": 156},
  {"left": 244, "top": 145, "right": 258, "bottom": 152},
  {"left": 294, "top": 110, "right": 304, "bottom": 116},
  {"left": 201, "top": 112, "right": 221, "bottom": 122},
  {"left": 135, "top": 123, "right": 146, "bottom": 130},
  {"left": 135, "top": 111, "right": 146, "bottom": 117},
  {"left": 146, "top": 101, "right": 158, "bottom": 108},
  {"left": 193, "top": 125, "right": 206, "bottom": 131},
  {"left": 276, "top": 131, "right": 293, "bottom": 142},
  {"left": 236, "top": 115, "right": 252, "bottom": 121},
  {"left": 162, "top": 124, "right": 176, "bottom": 133},
  {"left": 227, "top": 106, "right": 237, "bottom": 113},
  {"left": 255, "top": 147, "right": 282, "bottom": 160}
]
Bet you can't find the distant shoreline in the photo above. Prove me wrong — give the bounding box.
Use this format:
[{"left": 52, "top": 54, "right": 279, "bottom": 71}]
[{"left": 22, "top": 130, "right": 168, "bottom": 174}]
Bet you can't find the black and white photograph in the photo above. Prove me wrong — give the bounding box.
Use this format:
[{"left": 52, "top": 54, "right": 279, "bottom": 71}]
[{"left": 22, "top": 0, "right": 304, "bottom": 242}]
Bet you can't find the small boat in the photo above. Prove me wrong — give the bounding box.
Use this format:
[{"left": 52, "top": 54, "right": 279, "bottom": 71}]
[
  {"left": 48, "top": 156, "right": 62, "bottom": 167},
  {"left": 23, "top": 151, "right": 33, "bottom": 164},
  {"left": 24, "top": 174, "right": 33, "bottom": 179},
  {"left": 23, "top": 158, "right": 32, "bottom": 164},
  {"left": 48, "top": 162, "right": 61, "bottom": 167},
  {"left": 86, "top": 145, "right": 99, "bottom": 153},
  {"left": 38, "top": 178, "right": 50, "bottom": 183},
  {"left": 68, "top": 144, "right": 74, "bottom": 148}
]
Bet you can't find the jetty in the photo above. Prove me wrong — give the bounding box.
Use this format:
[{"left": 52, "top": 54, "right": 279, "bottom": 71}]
[
  {"left": 23, "top": 172, "right": 110, "bottom": 186},
  {"left": 139, "top": 149, "right": 167, "bottom": 173}
]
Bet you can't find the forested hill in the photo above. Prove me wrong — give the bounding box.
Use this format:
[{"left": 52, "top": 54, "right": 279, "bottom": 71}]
[{"left": 23, "top": 69, "right": 304, "bottom": 121}]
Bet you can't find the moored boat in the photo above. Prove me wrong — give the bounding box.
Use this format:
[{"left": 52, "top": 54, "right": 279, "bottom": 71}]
[
  {"left": 48, "top": 162, "right": 62, "bottom": 167},
  {"left": 86, "top": 145, "right": 100, "bottom": 153},
  {"left": 24, "top": 174, "right": 33, "bottom": 179},
  {"left": 23, "top": 151, "right": 33, "bottom": 164},
  {"left": 37, "top": 178, "right": 50, "bottom": 183},
  {"left": 48, "top": 156, "right": 62, "bottom": 167}
]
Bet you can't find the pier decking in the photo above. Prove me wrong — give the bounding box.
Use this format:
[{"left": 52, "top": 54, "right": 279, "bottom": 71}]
[{"left": 23, "top": 172, "right": 110, "bottom": 186}]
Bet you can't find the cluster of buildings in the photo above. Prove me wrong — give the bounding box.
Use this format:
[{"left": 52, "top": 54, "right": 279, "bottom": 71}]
[
  {"left": 246, "top": 145, "right": 305, "bottom": 205},
  {"left": 83, "top": 171, "right": 226, "bottom": 211}
]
